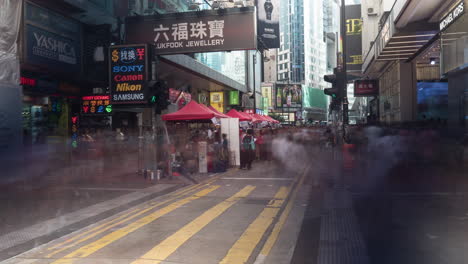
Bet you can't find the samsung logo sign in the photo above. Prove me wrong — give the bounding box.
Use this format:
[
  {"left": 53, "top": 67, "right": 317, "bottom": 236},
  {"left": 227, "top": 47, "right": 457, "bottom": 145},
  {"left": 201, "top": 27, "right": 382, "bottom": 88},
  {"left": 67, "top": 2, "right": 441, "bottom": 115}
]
[{"left": 440, "top": 2, "right": 465, "bottom": 31}]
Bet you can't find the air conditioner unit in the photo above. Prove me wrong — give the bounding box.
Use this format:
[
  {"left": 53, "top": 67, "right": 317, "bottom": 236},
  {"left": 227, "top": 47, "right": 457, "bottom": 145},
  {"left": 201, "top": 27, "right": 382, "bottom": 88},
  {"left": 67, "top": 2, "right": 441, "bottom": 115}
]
[{"left": 367, "top": 8, "right": 378, "bottom": 16}]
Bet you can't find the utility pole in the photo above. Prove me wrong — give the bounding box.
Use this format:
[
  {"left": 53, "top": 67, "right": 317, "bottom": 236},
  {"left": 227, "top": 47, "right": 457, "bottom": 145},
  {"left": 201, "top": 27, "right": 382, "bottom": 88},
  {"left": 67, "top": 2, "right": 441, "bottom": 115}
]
[{"left": 340, "top": 0, "right": 349, "bottom": 139}]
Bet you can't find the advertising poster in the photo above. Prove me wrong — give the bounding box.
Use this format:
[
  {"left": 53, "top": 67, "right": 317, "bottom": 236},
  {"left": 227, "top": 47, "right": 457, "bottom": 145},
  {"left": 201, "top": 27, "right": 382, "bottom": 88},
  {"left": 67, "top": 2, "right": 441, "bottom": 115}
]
[
  {"left": 126, "top": 7, "right": 257, "bottom": 55},
  {"left": 210, "top": 92, "right": 224, "bottom": 113},
  {"left": 109, "top": 44, "right": 149, "bottom": 104},
  {"left": 276, "top": 83, "right": 303, "bottom": 108},
  {"left": 345, "top": 4, "right": 363, "bottom": 73},
  {"left": 256, "top": 0, "right": 280, "bottom": 48}
]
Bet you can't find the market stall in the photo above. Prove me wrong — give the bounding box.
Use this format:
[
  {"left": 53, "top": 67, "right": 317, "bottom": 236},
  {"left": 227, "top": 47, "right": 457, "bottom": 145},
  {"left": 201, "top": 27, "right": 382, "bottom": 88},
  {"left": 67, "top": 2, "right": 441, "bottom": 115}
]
[{"left": 162, "top": 101, "right": 233, "bottom": 175}]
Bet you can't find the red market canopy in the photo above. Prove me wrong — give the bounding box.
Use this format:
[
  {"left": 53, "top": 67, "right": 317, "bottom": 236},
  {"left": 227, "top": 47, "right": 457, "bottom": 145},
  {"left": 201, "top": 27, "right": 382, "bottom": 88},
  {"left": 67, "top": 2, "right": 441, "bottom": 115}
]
[
  {"left": 265, "top": 115, "right": 280, "bottom": 123},
  {"left": 226, "top": 109, "right": 252, "bottom": 121},
  {"left": 162, "top": 101, "right": 219, "bottom": 121},
  {"left": 252, "top": 114, "right": 269, "bottom": 122},
  {"left": 198, "top": 104, "right": 227, "bottom": 118},
  {"left": 207, "top": 105, "right": 230, "bottom": 118}
]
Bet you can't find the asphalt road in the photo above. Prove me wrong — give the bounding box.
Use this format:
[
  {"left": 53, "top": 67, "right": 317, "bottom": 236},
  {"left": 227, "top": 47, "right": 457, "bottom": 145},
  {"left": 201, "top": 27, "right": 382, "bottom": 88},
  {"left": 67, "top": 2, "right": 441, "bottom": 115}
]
[{"left": 2, "top": 162, "right": 314, "bottom": 264}]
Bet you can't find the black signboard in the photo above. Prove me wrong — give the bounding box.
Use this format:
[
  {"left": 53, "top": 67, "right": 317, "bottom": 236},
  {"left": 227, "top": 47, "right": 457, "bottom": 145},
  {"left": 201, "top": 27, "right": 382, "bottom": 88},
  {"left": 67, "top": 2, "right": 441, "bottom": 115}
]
[
  {"left": 354, "top": 80, "right": 379, "bottom": 97},
  {"left": 345, "top": 5, "right": 363, "bottom": 73},
  {"left": 257, "top": 0, "right": 280, "bottom": 49},
  {"left": 109, "top": 44, "right": 149, "bottom": 104},
  {"left": 440, "top": 1, "right": 465, "bottom": 31},
  {"left": 125, "top": 7, "right": 257, "bottom": 55},
  {"left": 81, "top": 95, "right": 112, "bottom": 115}
]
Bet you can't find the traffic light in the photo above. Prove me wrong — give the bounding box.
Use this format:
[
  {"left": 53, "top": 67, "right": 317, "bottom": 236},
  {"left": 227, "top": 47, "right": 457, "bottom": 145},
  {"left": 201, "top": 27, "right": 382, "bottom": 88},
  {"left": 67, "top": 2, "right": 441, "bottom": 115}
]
[
  {"left": 323, "top": 68, "right": 344, "bottom": 101},
  {"left": 148, "top": 80, "right": 170, "bottom": 114}
]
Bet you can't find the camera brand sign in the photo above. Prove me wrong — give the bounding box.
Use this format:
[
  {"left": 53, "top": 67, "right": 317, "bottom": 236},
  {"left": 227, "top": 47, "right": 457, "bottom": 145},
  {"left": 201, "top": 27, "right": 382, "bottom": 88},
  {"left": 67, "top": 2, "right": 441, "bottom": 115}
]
[
  {"left": 109, "top": 44, "right": 150, "bottom": 104},
  {"left": 125, "top": 7, "right": 257, "bottom": 55}
]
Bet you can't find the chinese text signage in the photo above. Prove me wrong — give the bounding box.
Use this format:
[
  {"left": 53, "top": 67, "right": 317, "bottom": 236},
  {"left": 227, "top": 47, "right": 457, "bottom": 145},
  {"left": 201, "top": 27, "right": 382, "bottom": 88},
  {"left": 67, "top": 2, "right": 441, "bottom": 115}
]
[
  {"left": 354, "top": 80, "right": 379, "bottom": 97},
  {"left": 440, "top": 1, "right": 464, "bottom": 31},
  {"left": 81, "top": 95, "right": 112, "bottom": 115},
  {"left": 210, "top": 92, "right": 224, "bottom": 113},
  {"left": 109, "top": 44, "right": 149, "bottom": 104},
  {"left": 125, "top": 7, "right": 257, "bottom": 55}
]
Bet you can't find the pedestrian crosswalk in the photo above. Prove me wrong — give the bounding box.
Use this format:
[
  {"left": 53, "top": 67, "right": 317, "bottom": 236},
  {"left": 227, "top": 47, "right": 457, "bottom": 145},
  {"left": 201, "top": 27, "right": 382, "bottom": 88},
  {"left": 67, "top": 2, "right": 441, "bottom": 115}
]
[{"left": 3, "top": 167, "right": 309, "bottom": 264}]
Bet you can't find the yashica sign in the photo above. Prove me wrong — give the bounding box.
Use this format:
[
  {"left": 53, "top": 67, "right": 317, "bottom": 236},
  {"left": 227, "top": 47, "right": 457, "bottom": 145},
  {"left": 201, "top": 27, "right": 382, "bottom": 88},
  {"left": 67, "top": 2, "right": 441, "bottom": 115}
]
[
  {"left": 125, "top": 7, "right": 257, "bottom": 55},
  {"left": 354, "top": 80, "right": 379, "bottom": 97},
  {"left": 109, "top": 44, "right": 149, "bottom": 104}
]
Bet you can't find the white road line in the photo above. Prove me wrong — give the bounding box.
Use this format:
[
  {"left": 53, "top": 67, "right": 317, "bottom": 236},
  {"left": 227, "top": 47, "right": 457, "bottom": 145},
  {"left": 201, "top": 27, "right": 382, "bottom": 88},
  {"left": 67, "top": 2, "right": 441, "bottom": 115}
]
[{"left": 221, "top": 177, "right": 294, "bottom": 181}]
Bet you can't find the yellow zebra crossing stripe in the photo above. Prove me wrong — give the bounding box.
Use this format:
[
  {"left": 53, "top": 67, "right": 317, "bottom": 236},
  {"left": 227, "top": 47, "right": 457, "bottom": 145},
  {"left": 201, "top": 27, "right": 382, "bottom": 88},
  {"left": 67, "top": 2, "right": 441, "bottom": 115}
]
[
  {"left": 50, "top": 185, "right": 220, "bottom": 264},
  {"left": 45, "top": 178, "right": 218, "bottom": 258},
  {"left": 219, "top": 186, "right": 291, "bottom": 264},
  {"left": 132, "top": 185, "right": 256, "bottom": 264}
]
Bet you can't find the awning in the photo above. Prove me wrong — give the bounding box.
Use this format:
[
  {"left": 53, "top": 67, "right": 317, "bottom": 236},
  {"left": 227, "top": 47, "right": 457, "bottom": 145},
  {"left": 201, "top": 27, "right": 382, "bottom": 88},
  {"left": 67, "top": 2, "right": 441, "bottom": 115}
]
[
  {"left": 162, "top": 101, "right": 218, "bottom": 121},
  {"left": 207, "top": 105, "right": 230, "bottom": 118},
  {"left": 226, "top": 109, "right": 252, "bottom": 121}
]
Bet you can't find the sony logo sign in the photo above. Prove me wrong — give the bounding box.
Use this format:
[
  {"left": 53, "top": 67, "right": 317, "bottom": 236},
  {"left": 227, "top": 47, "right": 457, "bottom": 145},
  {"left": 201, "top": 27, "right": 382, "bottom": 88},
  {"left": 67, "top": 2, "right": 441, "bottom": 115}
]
[{"left": 440, "top": 2, "right": 465, "bottom": 31}]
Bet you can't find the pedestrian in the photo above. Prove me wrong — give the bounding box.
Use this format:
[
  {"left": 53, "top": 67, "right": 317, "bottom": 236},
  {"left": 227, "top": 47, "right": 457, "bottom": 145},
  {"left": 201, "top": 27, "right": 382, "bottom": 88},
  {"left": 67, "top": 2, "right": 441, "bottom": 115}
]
[{"left": 240, "top": 129, "right": 255, "bottom": 170}]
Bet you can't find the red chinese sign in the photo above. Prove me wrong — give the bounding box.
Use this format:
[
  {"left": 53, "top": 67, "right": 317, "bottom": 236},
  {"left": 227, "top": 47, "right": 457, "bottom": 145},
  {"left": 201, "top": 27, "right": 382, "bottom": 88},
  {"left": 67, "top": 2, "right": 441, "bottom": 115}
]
[{"left": 354, "top": 80, "right": 379, "bottom": 97}]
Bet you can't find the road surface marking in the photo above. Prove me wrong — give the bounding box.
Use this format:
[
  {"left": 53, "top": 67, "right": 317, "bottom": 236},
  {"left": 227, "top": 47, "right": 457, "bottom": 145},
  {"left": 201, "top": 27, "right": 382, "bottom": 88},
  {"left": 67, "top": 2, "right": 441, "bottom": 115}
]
[
  {"left": 221, "top": 177, "right": 294, "bottom": 181},
  {"left": 219, "top": 186, "right": 291, "bottom": 264},
  {"left": 132, "top": 185, "right": 256, "bottom": 264},
  {"left": 254, "top": 167, "right": 308, "bottom": 264},
  {"left": 45, "top": 178, "right": 217, "bottom": 257},
  {"left": 50, "top": 185, "right": 220, "bottom": 264}
]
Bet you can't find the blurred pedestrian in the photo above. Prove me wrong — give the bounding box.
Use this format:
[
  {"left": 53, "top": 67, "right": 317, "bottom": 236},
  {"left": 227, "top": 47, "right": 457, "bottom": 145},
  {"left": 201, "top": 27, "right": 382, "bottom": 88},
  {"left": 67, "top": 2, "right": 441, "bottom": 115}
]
[{"left": 240, "top": 129, "right": 255, "bottom": 170}]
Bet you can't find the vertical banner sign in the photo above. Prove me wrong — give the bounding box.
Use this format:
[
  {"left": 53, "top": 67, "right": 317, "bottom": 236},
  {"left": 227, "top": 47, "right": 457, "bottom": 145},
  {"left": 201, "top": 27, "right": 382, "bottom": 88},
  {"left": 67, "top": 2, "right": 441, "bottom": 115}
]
[
  {"left": 125, "top": 7, "right": 257, "bottom": 55},
  {"left": 210, "top": 92, "right": 224, "bottom": 113},
  {"left": 345, "top": 5, "right": 363, "bottom": 72},
  {"left": 71, "top": 115, "right": 79, "bottom": 149},
  {"left": 229, "top": 90, "right": 239, "bottom": 105},
  {"left": 110, "top": 44, "right": 149, "bottom": 104},
  {"left": 256, "top": 0, "right": 280, "bottom": 48},
  {"left": 354, "top": 80, "right": 379, "bottom": 97}
]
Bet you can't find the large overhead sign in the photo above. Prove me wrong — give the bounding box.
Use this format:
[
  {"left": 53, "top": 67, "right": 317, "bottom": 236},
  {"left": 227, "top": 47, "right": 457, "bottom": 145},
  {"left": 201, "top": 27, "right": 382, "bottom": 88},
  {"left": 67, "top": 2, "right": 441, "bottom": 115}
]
[
  {"left": 276, "top": 83, "right": 302, "bottom": 109},
  {"left": 345, "top": 4, "right": 363, "bottom": 73},
  {"left": 440, "top": 1, "right": 464, "bottom": 31},
  {"left": 257, "top": 0, "right": 280, "bottom": 49},
  {"left": 109, "top": 44, "right": 150, "bottom": 104},
  {"left": 125, "top": 7, "right": 257, "bottom": 55},
  {"left": 354, "top": 80, "right": 379, "bottom": 97},
  {"left": 81, "top": 95, "right": 112, "bottom": 115}
]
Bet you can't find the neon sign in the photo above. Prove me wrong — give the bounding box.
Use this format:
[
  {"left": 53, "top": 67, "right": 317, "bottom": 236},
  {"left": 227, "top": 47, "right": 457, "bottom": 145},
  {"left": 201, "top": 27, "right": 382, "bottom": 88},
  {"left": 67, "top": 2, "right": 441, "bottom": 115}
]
[
  {"left": 71, "top": 115, "right": 78, "bottom": 148},
  {"left": 20, "top": 77, "right": 37, "bottom": 86},
  {"left": 81, "top": 95, "right": 112, "bottom": 115}
]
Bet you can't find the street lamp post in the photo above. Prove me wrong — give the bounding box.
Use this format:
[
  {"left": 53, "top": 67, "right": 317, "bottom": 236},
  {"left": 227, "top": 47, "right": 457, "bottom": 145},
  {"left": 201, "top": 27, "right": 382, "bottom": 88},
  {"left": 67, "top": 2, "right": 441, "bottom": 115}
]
[{"left": 341, "top": 0, "right": 348, "bottom": 139}]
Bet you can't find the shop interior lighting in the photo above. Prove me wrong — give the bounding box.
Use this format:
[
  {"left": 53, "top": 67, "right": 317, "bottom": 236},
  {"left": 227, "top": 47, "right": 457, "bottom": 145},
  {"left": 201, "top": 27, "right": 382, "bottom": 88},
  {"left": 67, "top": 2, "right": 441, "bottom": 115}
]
[{"left": 430, "top": 58, "right": 436, "bottom": 65}]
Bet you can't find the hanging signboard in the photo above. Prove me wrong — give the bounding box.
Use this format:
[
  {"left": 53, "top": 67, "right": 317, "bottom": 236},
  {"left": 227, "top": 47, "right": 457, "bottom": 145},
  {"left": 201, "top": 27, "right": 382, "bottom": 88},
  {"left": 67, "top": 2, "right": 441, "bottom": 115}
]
[
  {"left": 81, "top": 95, "right": 112, "bottom": 115},
  {"left": 256, "top": 0, "right": 280, "bottom": 49},
  {"left": 354, "top": 79, "right": 379, "bottom": 97},
  {"left": 210, "top": 92, "right": 224, "bottom": 113},
  {"left": 345, "top": 4, "right": 363, "bottom": 73},
  {"left": 109, "top": 44, "right": 150, "bottom": 104},
  {"left": 440, "top": 1, "right": 464, "bottom": 31},
  {"left": 125, "top": 7, "right": 257, "bottom": 55},
  {"left": 275, "top": 83, "right": 302, "bottom": 108},
  {"left": 229, "top": 90, "right": 239, "bottom": 105}
]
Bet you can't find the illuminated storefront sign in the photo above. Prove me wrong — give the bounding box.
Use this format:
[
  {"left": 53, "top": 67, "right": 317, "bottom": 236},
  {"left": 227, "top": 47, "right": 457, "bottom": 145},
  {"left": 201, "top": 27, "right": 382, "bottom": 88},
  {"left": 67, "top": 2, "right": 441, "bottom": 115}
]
[
  {"left": 440, "top": 1, "right": 465, "bottom": 31},
  {"left": 81, "top": 95, "right": 112, "bottom": 115},
  {"left": 229, "top": 90, "right": 239, "bottom": 105},
  {"left": 210, "top": 92, "right": 224, "bottom": 113},
  {"left": 20, "top": 77, "right": 37, "bottom": 86},
  {"left": 71, "top": 115, "right": 78, "bottom": 149},
  {"left": 125, "top": 7, "right": 257, "bottom": 55},
  {"left": 109, "top": 44, "right": 149, "bottom": 104},
  {"left": 354, "top": 80, "right": 379, "bottom": 97}
]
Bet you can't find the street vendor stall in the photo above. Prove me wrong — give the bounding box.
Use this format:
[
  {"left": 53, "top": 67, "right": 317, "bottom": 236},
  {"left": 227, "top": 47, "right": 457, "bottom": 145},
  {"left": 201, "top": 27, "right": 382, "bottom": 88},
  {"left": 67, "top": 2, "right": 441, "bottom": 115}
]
[{"left": 162, "top": 101, "right": 232, "bottom": 175}]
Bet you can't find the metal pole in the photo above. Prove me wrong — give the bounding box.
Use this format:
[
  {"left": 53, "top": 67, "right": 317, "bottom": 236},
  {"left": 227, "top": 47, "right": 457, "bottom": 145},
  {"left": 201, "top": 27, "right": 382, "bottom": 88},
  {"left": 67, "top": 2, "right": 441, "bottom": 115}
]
[
  {"left": 253, "top": 52, "right": 257, "bottom": 112},
  {"left": 341, "top": 0, "right": 348, "bottom": 139}
]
